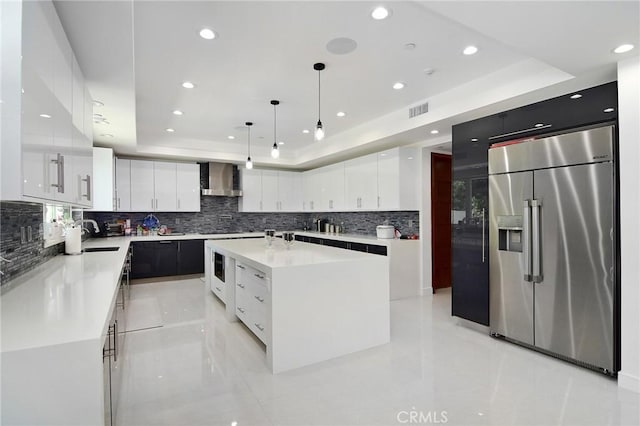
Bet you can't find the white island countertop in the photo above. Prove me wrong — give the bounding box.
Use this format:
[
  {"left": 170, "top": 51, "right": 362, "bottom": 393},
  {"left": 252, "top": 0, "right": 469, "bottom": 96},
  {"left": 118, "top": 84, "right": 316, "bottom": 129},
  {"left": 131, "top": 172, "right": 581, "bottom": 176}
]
[{"left": 206, "top": 237, "right": 383, "bottom": 273}]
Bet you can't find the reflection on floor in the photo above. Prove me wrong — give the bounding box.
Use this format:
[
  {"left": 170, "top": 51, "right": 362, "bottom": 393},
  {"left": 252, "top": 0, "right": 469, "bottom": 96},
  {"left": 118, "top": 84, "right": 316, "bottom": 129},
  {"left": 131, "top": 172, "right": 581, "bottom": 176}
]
[{"left": 117, "top": 278, "right": 639, "bottom": 426}]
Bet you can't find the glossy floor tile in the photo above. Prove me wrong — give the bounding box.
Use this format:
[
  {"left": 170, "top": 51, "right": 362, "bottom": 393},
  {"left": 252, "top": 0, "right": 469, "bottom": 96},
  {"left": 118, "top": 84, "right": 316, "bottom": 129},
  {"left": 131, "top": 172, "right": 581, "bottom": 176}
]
[{"left": 116, "top": 279, "right": 640, "bottom": 426}]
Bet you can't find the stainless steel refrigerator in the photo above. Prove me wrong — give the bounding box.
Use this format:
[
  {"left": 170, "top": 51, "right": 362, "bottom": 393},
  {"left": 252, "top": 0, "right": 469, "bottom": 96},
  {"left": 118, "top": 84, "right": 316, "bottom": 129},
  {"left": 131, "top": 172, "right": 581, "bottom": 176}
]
[{"left": 488, "top": 124, "right": 618, "bottom": 374}]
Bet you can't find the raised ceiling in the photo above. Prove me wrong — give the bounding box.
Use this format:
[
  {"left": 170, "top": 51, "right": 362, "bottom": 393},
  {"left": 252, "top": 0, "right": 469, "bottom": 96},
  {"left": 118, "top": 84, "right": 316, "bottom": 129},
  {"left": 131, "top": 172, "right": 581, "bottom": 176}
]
[{"left": 54, "top": 1, "right": 639, "bottom": 169}]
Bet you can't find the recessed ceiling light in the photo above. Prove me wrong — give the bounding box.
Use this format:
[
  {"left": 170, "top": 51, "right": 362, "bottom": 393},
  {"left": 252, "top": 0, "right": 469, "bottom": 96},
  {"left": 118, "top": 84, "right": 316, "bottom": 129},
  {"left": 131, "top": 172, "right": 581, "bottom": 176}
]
[
  {"left": 39, "top": 114, "right": 51, "bottom": 118},
  {"left": 182, "top": 81, "right": 195, "bottom": 89},
  {"left": 404, "top": 43, "right": 416, "bottom": 50},
  {"left": 371, "top": 6, "right": 390, "bottom": 20},
  {"left": 92, "top": 100, "right": 104, "bottom": 107},
  {"left": 100, "top": 134, "right": 114, "bottom": 138},
  {"left": 302, "top": 129, "right": 310, "bottom": 134},
  {"left": 408, "top": 157, "right": 413, "bottom": 160},
  {"left": 166, "top": 128, "right": 175, "bottom": 132},
  {"left": 199, "top": 28, "right": 216, "bottom": 40},
  {"left": 227, "top": 135, "right": 235, "bottom": 140},
  {"left": 173, "top": 110, "right": 183, "bottom": 116},
  {"left": 603, "top": 107, "right": 615, "bottom": 113},
  {"left": 424, "top": 68, "right": 435, "bottom": 76},
  {"left": 463, "top": 45, "right": 479, "bottom": 55},
  {"left": 534, "top": 123, "right": 544, "bottom": 128},
  {"left": 430, "top": 130, "right": 439, "bottom": 134},
  {"left": 393, "top": 82, "right": 405, "bottom": 90},
  {"left": 570, "top": 94, "right": 582, "bottom": 99},
  {"left": 613, "top": 44, "right": 634, "bottom": 54},
  {"left": 278, "top": 141, "right": 285, "bottom": 145},
  {"left": 336, "top": 111, "right": 346, "bottom": 117},
  {"left": 471, "top": 138, "right": 478, "bottom": 142}
]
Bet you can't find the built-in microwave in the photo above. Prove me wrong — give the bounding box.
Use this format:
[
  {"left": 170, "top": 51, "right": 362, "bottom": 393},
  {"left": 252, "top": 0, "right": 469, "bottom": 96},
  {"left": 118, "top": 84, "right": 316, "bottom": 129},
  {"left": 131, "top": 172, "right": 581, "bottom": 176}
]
[{"left": 213, "top": 252, "right": 225, "bottom": 283}]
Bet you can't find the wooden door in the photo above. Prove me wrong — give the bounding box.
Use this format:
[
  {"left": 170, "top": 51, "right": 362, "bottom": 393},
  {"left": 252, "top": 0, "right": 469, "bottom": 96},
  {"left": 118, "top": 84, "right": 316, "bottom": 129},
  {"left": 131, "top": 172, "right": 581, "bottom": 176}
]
[{"left": 431, "top": 153, "right": 452, "bottom": 292}]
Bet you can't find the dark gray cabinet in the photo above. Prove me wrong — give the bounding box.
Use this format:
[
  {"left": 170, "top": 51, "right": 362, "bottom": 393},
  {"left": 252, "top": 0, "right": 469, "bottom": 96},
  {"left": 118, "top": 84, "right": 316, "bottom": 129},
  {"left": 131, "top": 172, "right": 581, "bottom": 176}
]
[
  {"left": 451, "top": 81, "right": 618, "bottom": 327},
  {"left": 131, "top": 239, "right": 204, "bottom": 279},
  {"left": 294, "top": 234, "right": 387, "bottom": 256}
]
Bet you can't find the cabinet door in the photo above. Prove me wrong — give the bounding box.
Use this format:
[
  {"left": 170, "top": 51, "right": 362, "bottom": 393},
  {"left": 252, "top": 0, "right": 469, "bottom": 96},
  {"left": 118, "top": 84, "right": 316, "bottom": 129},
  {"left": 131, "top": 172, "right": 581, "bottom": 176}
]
[
  {"left": 239, "top": 168, "right": 262, "bottom": 212},
  {"left": 319, "top": 163, "right": 345, "bottom": 211},
  {"left": 71, "top": 57, "right": 84, "bottom": 133},
  {"left": 345, "top": 154, "right": 377, "bottom": 210},
  {"left": 153, "top": 162, "right": 177, "bottom": 211},
  {"left": 176, "top": 163, "right": 200, "bottom": 211},
  {"left": 261, "top": 170, "right": 278, "bottom": 211},
  {"left": 279, "top": 171, "right": 303, "bottom": 211},
  {"left": 115, "top": 159, "right": 131, "bottom": 211},
  {"left": 377, "top": 149, "right": 400, "bottom": 210},
  {"left": 177, "top": 240, "right": 205, "bottom": 275},
  {"left": 130, "top": 241, "right": 178, "bottom": 278},
  {"left": 130, "top": 160, "right": 155, "bottom": 212},
  {"left": 302, "top": 170, "right": 319, "bottom": 212}
]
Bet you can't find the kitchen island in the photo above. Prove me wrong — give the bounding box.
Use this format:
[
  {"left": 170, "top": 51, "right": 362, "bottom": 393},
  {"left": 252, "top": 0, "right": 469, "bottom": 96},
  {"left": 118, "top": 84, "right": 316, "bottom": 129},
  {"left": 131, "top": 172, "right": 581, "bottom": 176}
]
[{"left": 205, "top": 238, "right": 390, "bottom": 373}]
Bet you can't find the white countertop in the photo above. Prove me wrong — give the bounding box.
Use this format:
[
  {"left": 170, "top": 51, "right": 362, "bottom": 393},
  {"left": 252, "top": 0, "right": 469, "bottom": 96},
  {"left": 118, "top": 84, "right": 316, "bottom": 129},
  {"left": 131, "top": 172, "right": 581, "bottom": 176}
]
[
  {"left": 0, "top": 233, "right": 264, "bottom": 353},
  {"left": 296, "top": 231, "right": 418, "bottom": 246},
  {"left": 206, "top": 238, "right": 383, "bottom": 273}
]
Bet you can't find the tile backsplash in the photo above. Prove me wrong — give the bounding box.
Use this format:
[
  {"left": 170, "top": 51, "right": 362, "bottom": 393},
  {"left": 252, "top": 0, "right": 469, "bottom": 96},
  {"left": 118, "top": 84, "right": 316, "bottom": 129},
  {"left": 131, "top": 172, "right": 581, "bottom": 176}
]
[
  {"left": 0, "top": 202, "right": 64, "bottom": 288},
  {"left": 84, "top": 196, "right": 419, "bottom": 236}
]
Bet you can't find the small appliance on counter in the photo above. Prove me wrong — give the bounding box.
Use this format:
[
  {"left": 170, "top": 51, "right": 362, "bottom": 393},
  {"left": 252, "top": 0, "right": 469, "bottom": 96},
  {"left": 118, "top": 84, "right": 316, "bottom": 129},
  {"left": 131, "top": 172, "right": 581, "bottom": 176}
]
[
  {"left": 65, "top": 226, "right": 82, "bottom": 255},
  {"left": 103, "top": 223, "right": 124, "bottom": 237},
  {"left": 376, "top": 225, "right": 396, "bottom": 239}
]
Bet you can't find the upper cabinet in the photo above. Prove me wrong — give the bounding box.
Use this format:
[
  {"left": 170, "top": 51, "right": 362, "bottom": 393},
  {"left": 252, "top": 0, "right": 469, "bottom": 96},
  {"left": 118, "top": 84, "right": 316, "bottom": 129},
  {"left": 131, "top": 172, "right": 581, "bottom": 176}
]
[
  {"left": 1, "top": 0, "right": 93, "bottom": 207},
  {"left": 377, "top": 147, "right": 420, "bottom": 211},
  {"left": 176, "top": 163, "right": 201, "bottom": 212},
  {"left": 240, "top": 147, "right": 420, "bottom": 213},
  {"left": 114, "top": 158, "right": 132, "bottom": 211},
  {"left": 239, "top": 169, "right": 303, "bottom": 212}
]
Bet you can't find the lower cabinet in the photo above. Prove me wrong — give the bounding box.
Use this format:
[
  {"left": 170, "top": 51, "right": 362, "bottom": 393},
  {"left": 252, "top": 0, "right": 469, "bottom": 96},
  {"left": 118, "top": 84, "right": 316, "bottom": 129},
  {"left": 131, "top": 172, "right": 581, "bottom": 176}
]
[
  {"left": 103, "top": 294, "right": 125, "bottom": 426},
  {"left": 131, "top": 239, "right": 204, "bottom": 279},
  {"left": 235, "top": 262, "right": 268, "bottom": 344}
]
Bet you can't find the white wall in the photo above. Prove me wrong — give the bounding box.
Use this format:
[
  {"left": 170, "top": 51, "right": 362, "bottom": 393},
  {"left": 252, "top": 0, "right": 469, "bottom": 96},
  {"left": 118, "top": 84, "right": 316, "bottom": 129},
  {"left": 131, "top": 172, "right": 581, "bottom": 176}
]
[{"left": 618, "top": 56, "right": 640, "bottom": 393}]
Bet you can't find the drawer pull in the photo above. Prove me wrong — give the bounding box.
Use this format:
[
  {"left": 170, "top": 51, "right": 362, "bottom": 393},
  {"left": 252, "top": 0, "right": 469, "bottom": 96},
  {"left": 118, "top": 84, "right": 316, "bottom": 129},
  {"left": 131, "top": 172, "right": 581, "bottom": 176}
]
[
  {"left": 237, "top": 265, "right": 246, "bottom": 270},
  {"left": 237, "top": 283, "right": 245, "bottom": 289},
  {"left": 254, "top": 295, "right": 265, "bottom": 303},
  {"left": 254, "top": 323, "right": 264, "bottom": 331},
  {"left": 254, "top": 273, "right": 265, "bottom": 280},
  {"left": 215, "top": 286, "right": 222, "bottom": 292},
  {"left": 237, "top": 307, "right": 245, "bottom": 314}
]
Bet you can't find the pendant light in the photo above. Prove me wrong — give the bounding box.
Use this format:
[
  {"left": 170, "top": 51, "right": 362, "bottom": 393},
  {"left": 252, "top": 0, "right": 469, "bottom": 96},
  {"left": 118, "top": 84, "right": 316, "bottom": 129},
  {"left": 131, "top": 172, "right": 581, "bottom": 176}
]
[
  {"left": 313, "top": 62, "right": 325, "bottom": 141},
  {"left": 245, "top": 121, "right": 253, "bottom": 169},
  {"left": 270, "top": 100, "right": 280, "bottom": 159}
]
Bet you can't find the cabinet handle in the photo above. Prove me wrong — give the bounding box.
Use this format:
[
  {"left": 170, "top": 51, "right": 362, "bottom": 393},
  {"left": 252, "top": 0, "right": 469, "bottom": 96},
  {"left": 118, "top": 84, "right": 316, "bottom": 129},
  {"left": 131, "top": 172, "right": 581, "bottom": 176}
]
[
  {"left": 117, "top": 198, "right": 121, "bottom": 209},
  {"left": 260, "top": 200, "right": 263, "bottom": 211},
  {"left": 156, "top": 199, "right": 158, "bottom": 209},
  {"left": 159, "top": 241, "right": 173, "bottom": 244},
  {"left": 254, "top": 295, "right": 265, "bottom": 303},
  {"left": 237, "top": 283, "right": 245, "bottom": 289},
  {"left": 50, "top": 153, "right": 65, "bottom": 193},
  {"left": 254, "top": 273, "right": 265, "bottom": 280},
  {"left": 82, "top": 174, "right": 91, "bottom": 201},
  {"left": 254, "top": 323, "right": 264, "bottom": 331},
  {"left": 482, "top": 208, "right": 485, "bottom": 263},
  {"left": 178, "top": 241, "right": 181, "bottom": 252},
  {"left": 151, "top": 199, "right": 154, "bottom": 209},
  {"left": 237, "top": 307, "right": 245, "bottom": 314},
  {"left": 215, "top": 286, "right": 222, "bottom": 292},
  {"left": 237, "top": 265, "right": 245, "bottom": 270},
  {"left": 178, "top": 199, "right": 181, "bottom": 210},
  {"left": 377, "top": 196, "right": 380, "bottom": 208},
  {"left": 112, "top": 321, "right": 118, "bottom": 362},
  {"left": 488, "top": 124, "right": 552, "bottom": 141}
]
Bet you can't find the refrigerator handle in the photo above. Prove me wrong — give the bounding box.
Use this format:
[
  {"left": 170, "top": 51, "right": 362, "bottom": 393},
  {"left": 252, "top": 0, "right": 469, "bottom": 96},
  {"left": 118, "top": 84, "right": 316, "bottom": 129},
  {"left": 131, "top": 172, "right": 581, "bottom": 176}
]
[
  {"left": 523, "top": 200, "right": 532, "bottom": 282},
  {"left": 482, "top": 208, "right": 485, "bottom": 263},
  {"left": 531, "top": 199, "right": 543, "bottom": 283}
]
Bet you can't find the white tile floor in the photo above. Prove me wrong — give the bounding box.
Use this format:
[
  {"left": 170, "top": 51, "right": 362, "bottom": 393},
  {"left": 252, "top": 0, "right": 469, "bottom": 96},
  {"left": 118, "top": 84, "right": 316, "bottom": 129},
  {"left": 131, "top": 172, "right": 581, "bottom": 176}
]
[{"left": 117, "top": 278, "right": 640, "bottom": 426}]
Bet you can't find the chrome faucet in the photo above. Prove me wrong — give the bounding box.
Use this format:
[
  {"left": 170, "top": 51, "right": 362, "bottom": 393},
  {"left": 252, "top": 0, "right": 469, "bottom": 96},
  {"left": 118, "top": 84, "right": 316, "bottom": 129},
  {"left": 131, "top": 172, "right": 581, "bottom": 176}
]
[{"left": 75, "top": 219, "right": 100, "bottom": 234}]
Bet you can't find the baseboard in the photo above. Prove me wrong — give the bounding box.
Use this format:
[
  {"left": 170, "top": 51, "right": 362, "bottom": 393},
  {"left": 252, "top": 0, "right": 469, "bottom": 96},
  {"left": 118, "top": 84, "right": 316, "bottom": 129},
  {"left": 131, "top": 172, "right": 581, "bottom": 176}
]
[
  {"left": 421, "top": 286, "right": 433, "bottom": 296},
  {"left": 618, "top": 371, "right": 640, "bottom": 393},
  {"left": 455, "top": 316, "right": 490, "bottom": 334}
]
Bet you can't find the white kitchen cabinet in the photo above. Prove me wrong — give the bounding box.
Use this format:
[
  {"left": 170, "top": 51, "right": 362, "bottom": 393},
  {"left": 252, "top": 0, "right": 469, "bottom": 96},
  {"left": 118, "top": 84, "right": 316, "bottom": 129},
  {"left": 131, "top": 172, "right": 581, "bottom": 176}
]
[
  {"left": 0, "top": 0, "right": 93, "bottom": 206},
  {"left": 235, "top": 262, "right": 269, "bottom": 344},
  {"left": 153, "top": 161, "right": 177, "bottom": 211},
  {"left": 115, "top": 158, "right": 131, "bottom": 211},
  {"left": 278, "top": 171, "right": 303, "bottom": 211},
  {"left": 130, "top": 160, "right": 155, "bottom": 211},
  {"left": 318, "top": 163, "right": 345, "bottom": 211},
  {"left": 87, "top": 147, "right": 113, "bottom": 211},
  {"left": 377, "top": 147, "right": 420, "bottom": 210},
  {"left": 176, "top": 163, "right": 201, "bottom": 212},
  {"left": 239, "top": 168, "right": 262, "bottom": 212},
  {"left": 302, "top": 169, "right": 320, "bottom": 212},
  {"left": 261, "top": 170, "right": 279, "bottom": 211},
  {"left": 345, "top": 153, "right": 378, "bottom": 210}
]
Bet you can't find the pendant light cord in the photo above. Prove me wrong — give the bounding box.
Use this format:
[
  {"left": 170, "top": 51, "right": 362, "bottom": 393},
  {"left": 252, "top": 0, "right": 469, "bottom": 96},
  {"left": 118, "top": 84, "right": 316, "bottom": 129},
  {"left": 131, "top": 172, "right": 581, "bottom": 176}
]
[
  {"left": 317, "top": 70, "right": 321, "bottom": 122},
  {"left": 274, "top": 104, "right": 277, "bottom": 144},
  {"left": 247, "top": 125, "right": 251, "bottom": 157}
]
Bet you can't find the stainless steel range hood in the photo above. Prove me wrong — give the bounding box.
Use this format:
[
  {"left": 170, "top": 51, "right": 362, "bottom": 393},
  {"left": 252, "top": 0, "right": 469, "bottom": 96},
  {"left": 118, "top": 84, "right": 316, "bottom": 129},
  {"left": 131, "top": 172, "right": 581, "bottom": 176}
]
[{"left": 201, "top": 163, "right": 243, "bottom": 196}]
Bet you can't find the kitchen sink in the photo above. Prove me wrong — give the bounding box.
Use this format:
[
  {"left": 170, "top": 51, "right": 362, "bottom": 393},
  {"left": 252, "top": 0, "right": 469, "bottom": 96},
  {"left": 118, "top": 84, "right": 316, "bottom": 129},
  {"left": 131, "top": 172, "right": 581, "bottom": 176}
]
[
  {"left": 82, "top": 247, "right": 120, "bottom": 253},
  {"left": 158, "top": 232, "right": 186, "bottom": 236}
]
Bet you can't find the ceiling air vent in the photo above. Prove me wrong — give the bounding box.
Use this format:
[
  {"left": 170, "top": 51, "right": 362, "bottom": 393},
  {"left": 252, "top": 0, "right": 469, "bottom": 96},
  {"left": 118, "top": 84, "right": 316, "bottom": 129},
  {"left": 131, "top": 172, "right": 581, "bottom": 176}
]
[{"left": 409, "top": 102, "right": 429, "bottom": 118}]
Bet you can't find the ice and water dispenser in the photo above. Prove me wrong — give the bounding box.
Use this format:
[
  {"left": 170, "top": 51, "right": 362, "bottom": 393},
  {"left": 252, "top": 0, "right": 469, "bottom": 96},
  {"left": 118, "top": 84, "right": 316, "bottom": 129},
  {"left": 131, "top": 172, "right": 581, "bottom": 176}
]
[{"left": 497, "top": 215, "right": 523, "bottom": 252}]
